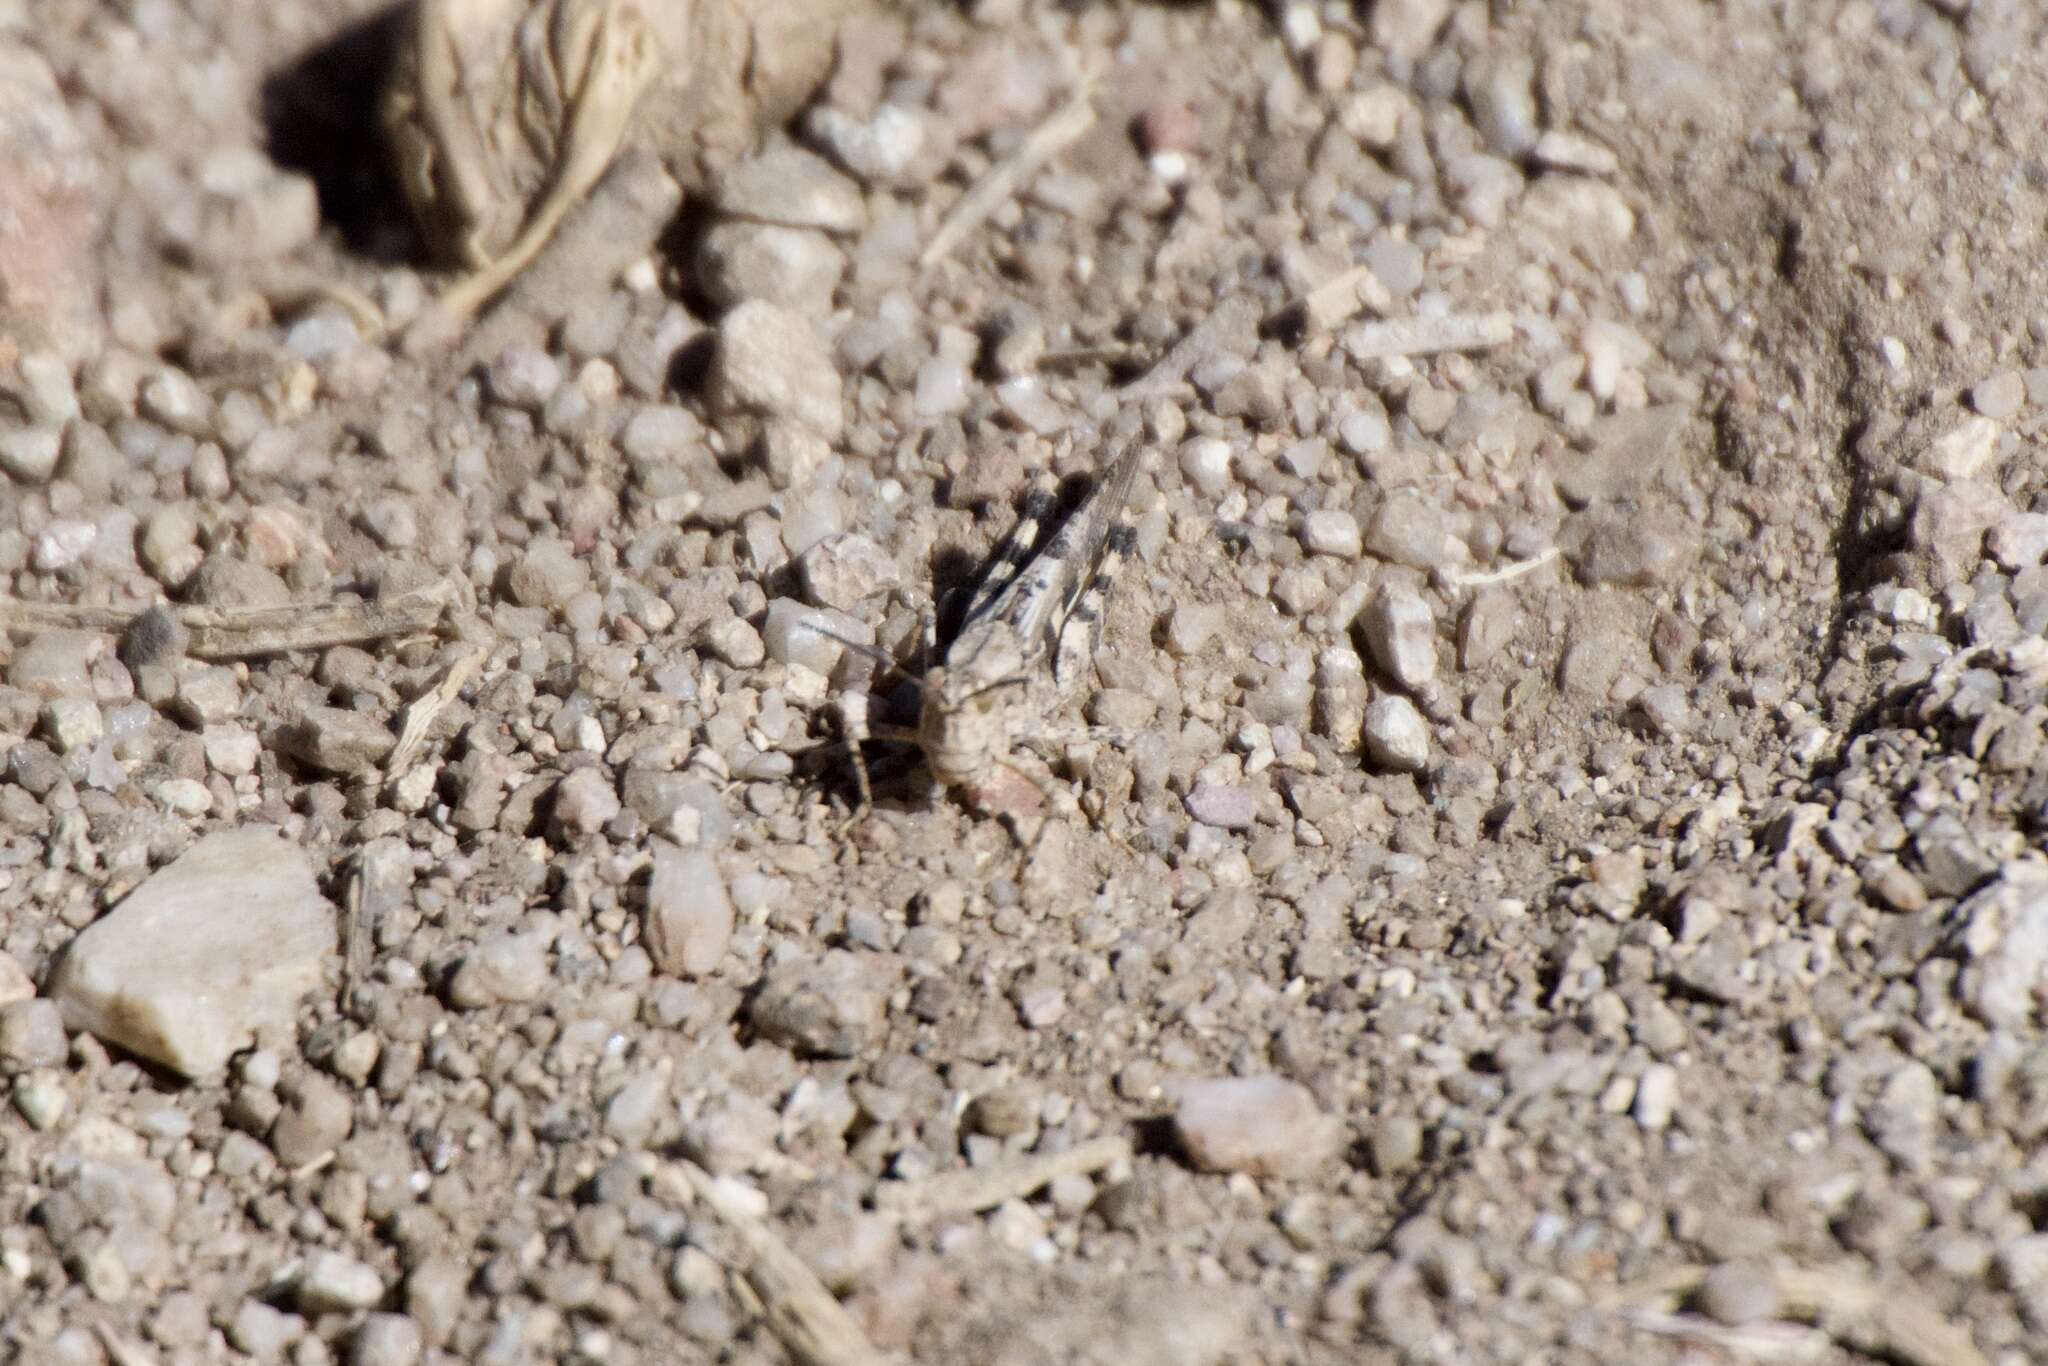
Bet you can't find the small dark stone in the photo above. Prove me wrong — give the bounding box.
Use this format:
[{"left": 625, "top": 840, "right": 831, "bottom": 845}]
[{"left": 120, "top": 605, "right": 190, "bottom": 670}]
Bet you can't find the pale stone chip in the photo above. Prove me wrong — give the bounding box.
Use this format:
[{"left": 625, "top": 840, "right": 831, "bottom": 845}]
[{"left": 49, "top": 828, "right": 336, "bottom": 1078}]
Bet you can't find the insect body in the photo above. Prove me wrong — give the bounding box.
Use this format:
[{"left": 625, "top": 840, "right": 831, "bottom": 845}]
[{"left": 844, "top": 444, "right": 1143, "bottom": 824}]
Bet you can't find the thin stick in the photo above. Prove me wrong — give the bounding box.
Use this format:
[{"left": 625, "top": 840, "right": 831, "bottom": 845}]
[
  {"left": 871, "top": 1133, "right": 1132, "bottom": 1221},
  {"left": 920, "top": 86, "right": 1097, "bottom": 269},
  {"left": 1604, "top": 1263, "right": 1986, "bottom": 1366},
  {"left": 1617, "top": 1308, "right": 1828, "bottom": 1361},
  {"left": 1441, "top": 547, "right": 1560, "bottom": 590},
  {"left": 1121, "top": 292, "right": 1262, "bottom": 402},
  {"left": 1268, "top": 263, "right": 1393, "bottom": 335},
  {"left": 342, "top": 860, "right": 375, "bottom": 1012},
  {"left": 343, "top": 840, "right": 408, "bottom": 1012},
  {"left": 1343, "top": 311, "right": 1514, "bottom": 361},
  {"left": 0, "top": 579, "right": 458, "bottom": 659},
  {"left": 387, "top": 643, "right": 488, "bottom": 775},
  {"left": 653, "top": 1161, "right": 886, "bottom": 1366}
]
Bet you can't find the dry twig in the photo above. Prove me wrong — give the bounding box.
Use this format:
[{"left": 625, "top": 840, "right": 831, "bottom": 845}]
[
  {"left": 1441, "top": 547, "right": 1561, "bottom": 590},
  {"left": 1605, "top": 1262, "right": 1985, "bottom": 1366},
  {"left": 0, "top": 579, "right": 458, "bottom": 659},
  {"left": 920, "top": 84, "right": 1096, "bottom": 269},
  {"left": 343, "top": 840, "right": 410, "bottom": 1012},
  {"left": 1344, "top": 310, "right": 1515, "bottom": 362},
  {"left": 1121, "top": 293, "right": 1262, "bottom": 403},
  {"left": 387, "top": 644, "right": 488, "bottom": 776},
  {"left": 1616, "top": 1308, "right": 1828, "bottom": 1362},
  {"left": 871, "top": 1134, "right": 1133, "bottom": 1221},
  {"left": 1268, "top": 263, "right": 1393, "bottom": 335},
  {"left": 653, "top": 1161, "right": 886, "bottom": 1366}
]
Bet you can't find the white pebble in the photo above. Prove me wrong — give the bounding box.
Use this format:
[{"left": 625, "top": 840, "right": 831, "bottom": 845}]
[
  {"left": 762, "top": 599, "right": 863, "bottom": 675},
  {"left": 705, "top": 616, "right": 766, "bottom": 669},
  {"left": 0, "top": 426, "right": 62, "bottom": 483},
  {"left": 1634, "top": 1063, "right": 1678, "bottom": 1131},
  {"left": 1363, "top": 584, "right": 1437, "bottom": 691},
  {"left": 296, "top": 1251, "right": 385, "bottom": 1314},
  {"left": 1179, "top": 436, "right": 1234, "bottom": 495},
  {"left": 1300, "top": 509, "right": 1362, "bottom": 558},
  {"left": 1364, "top": 694, "right": 1429, "bottom": 773},
  {"left": 913, "top": 356, "right": 969, "bottom": 417},
  {"left": 807, "top": 104, "right": 925, "bottom": 184},
  {"left": 33, "top": 519, "right": 97, "bottom": 572}
]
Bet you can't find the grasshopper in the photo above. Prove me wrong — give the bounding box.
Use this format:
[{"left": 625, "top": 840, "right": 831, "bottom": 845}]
[{"left": 837, "top": 442, "right": 1144, "bottom": 827}]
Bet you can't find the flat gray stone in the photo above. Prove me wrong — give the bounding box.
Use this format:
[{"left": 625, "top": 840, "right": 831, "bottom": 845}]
[
  {"left": 645, "top": 845, "right": 733, "bottom": 978},
  {"left": 707, "top": 299, "right": 843, "bottom": 440},
  {"left": 713, "top": 140, "right": 865, "bottom": 232},
  {"left": 50, "top": 828, "right": 334, "bottom": 1078},
  {"left": 1172, "top": 1074, "right": 1342, "bottom": 1179}
]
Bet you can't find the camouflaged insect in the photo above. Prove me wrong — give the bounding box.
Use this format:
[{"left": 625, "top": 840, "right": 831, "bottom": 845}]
[{"left": 844, "top": 443, "right": 1143, "bottom": 820}]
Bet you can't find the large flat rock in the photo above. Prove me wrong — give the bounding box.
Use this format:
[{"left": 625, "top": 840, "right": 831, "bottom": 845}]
[{"left": 50, "top": 827, "right": 335, "bottom": 1078}]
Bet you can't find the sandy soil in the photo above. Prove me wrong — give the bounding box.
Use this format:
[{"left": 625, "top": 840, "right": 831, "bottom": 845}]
[{"left": 4, "top": 1, "right": 2048, "bottom": 1362}]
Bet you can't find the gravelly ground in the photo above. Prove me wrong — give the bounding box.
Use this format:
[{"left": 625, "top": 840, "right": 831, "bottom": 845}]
[{"left": 5, "top": 0, "right": 2048, "bottom": 1362}]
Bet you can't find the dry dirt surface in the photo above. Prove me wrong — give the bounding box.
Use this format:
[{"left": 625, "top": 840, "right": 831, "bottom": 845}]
[{"left": 6, "top": 0, "right": 2048, "bottom": 1362}]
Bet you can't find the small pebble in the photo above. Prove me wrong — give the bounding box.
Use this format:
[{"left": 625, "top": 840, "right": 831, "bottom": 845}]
[
  {"left": 806, "top": 103, "right": 925, "bottom": 184},
  {"left": 447, "top": 932, "right": 551, "bottom": 1009},
  {"left": 139, "top": 368, "right": 211, "bottom": 436},
  {"left": 13, "top": 1071, "right": 67, "bottom": 1129},
  {"left": 297, "top": 1251, "right": 385, "bottom": 1315},
  {"left": 506, "top": 538, "right": 591, "bottom": 610},
  {"left": 1185, "top": 784, "right": 1257, "bottom": 830},
  {"left": 620, "top": 405, "right": 707, "bottom": 465},
  {"left": 12, "top": 352, "right": 79, "bottom": 425},
  {"left": 1173, "top": 1074, "right": 1342, "bottom": 1179},
  {"left": 798, "top": 533, "right": 901, "bottom": 610},
  {"left": 0, "top": 426, "right": 61, "bottom": 482},
  {"left": 913, "top": 356, "right": 970, "bottom": 417},
  {"left": 271, "top": 1073, "right": 353, "bottom": 1166},
  {"left": 705, "top": 616, "right": 767, "bottom": 669},
  {"left": 1970, "top": 370, "right": 2025, "bottom": 421},
  {"left": 281, "top": 707, "right": 395, "bottom": 776},
  {"left": 0, "top": 952, "right": 33, "bottom": 1008},
  {"left": 1921, "top": 416, "right": 1999, "bottom": 480},
  {"left": 0, "top": 999, "right": 69, "bottom": 1070},
  {"left": 645, "top": 845, "right": 733, "bottom": 978},
  {"left": 988, "top": 1199, "right": 1049, "bottom": 1253},
  {"left": 1165, "top": 602, "right": 1225, "bottom": 655},
  {"left": 713, "top": 141, "right": 865, "bottom": 232},
  {"left": 1179, "top": 436, "right": 1234, "bottom": 495},
  {"left": 1362, "top": 585, "right": 1437, "bottom": 691},
  {"left": 761, "top": 599, "right": 858, "bottom": 674},
  {"left": 1634, "top": 1063, "right": 1678, "bottom": 1131},
  {"left": 1697, "top": 1262, "right": 1780, "bottom": 1326},
  {"left": 349, "top": 1314, "right": 424, "bottom": 1366},
  {"left": 41, "top": 697, "right": 104, "bottom": 754},
  {"left": 696, "top": 222, "right": 846, "bottom": 313},
  {"left": 1364, "top": 695, "right": 1429, "bottom": 772},
  {"left": 49, "top": 828, "right": 334, "bottom": 1078},
  {"left": 487, "top": 344, "right": 562, "bottom": 410},
  {"left": 708, "top": 299, "right": 843, "bottom": 439},
  {"left": 1369, "top": 1114, "right": 1423, "bottom": 1176},
  {"left": 1300, "top": 509, "right": 1362, "bottom": 558},
  {"left": 1339, "top": 409, "right": 1390, "bottom": 457},
  {"left": 1365, "top": 493, "right": 1451, "bottom": 568},
  {"left": 1458, "top": 593, "right": 1517, "bottom": 670},
  {"left": 750, "top": 951, "right": 885, "bottom": 1058},
  {"left": 229, "top": 1300, "right": 304, "bottom": 1357},
  {"left": 553, "top": 766, "right": 621, "bottom": 841},
  {"left": 680, "top": 1091, "right": 778, "bottom": 1176}
]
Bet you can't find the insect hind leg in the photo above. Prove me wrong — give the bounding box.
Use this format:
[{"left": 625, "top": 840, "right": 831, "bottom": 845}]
[
  {"left": 963, "top": 475, "right": 1061, "bottom": 609},
  {"left": 1051, "top": 522, "right": 1137, "bottom": 692}
]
